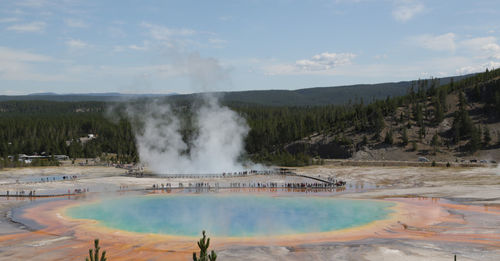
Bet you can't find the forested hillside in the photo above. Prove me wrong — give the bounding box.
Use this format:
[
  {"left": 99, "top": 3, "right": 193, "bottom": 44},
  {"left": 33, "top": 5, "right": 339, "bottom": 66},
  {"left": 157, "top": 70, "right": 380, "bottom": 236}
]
[
  {"left": 0, "top": 74, "right": 469, "bottom": 106},
  {"left": 0, "top": 69, "right": 498, "bottom": 168},
  {"left": 281, "top": 68, "right": 500, "bottom": 164},
  {"left": 219, "top": 74, "right": 466, "bottom": 106},
  {"left": 0, "top": 105, "right": 137, "bottom": 165}
]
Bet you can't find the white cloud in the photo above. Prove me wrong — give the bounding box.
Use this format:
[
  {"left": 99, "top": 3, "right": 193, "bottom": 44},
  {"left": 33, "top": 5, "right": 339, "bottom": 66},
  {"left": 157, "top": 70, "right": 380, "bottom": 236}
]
[
  {"left": 139, "top": 22, "right": 223, "bottom": 50},
  {"left": 208, "top": 38, "right": 228, "bottom": 48},
  {"left": 218, "top": 16, "right": 232, "bottom": 21},
  {"left": 65, "top": 39, "right": 89, "bottom": 49},
  {"left": 413, "top": 33, "right": 500, "bottom": 60},
  {"left": 0, "top": 17, "right": 20, "bottom": 23},
  {"left": 460, "top": 36, "right": 500, "bottom": 59},
  {"left": 112, "top": 46, "right": 126, "bottom": 52},
  {"left": 208, "top": 38, "right": 227, "bottom": 45},
  {"left": 483, "top": 60, "right": 500, "bottom": 69},
  {"left": 482, "top": 43, "right": 500, "bottom": 59},
  {"left": 333, "top": 0, "right": 365, "bottom": 3},
  {"left": 0, "top": 46, "right": 66, "bottom": 81},
  {"left": 265, "top": 52, "right": 356, "bottom": 75},
  {"left": 297, "top": 52, "right": 356, "bottom": 70},
  {"left": 482, "top": 43, "right": 500, "bottom": 52},
  {"left": 0, "top": 46, "right": 53, "bottom": 62},
  {"left": 460, "top": 36, "right": 496, "bottom": 50},
  {"left": 96, "top": 64, "right": 181, "bottom": 78},
  {"left": 64, "top": 19, "right": 88, "bottom": 28},
  {"left": 66, "top": 52, "right": 228, "bottom": 91},
  {"left": 414, "top": 33, "right": 456, "bottom": 52},
  {"left": 108, "top": 26, "right": 126, "bottom": 38},
  {"left": 392, "top": 0, "right": 424, "bottom": 22},
  {"left": 411, "top": 33, "right": 500, "bottom": 75},
  {"left": 411, "top": 33, "right": 500, "bottom": 76},
  {"left": 0, "top": 90, "right": 27, "bottom": 95},
  {"left": 128, "top": 45, "right": 145, "bottom": 51},
  {"left": 113, "top": 41, "right": 150, "bottom": 52},
  {"left": 257, "top": 49, "right": 499, "bottom": 83},
  {"left": 16, "top": 0, "right": 49, "bottom": 8},
  {"left": 456, "top": 66, "right": 478, "bottom": 75},
  {"left": 7, "top": 21, "right": 46, "bottom": 33},
  {"left": 128, "top": 41, "right": 149, "bottom": 51},
  {"left": 141, "top": 22, "right": 196, "bottom": 41},
  {"left": 374, "top": 54, "right": 388, "bottom": 60},
  {"left": 455, "top": 36, "right": 500, "bottom": 61},
  {"left": 456, "top": 61, "right": 500, "bottom": 75}
]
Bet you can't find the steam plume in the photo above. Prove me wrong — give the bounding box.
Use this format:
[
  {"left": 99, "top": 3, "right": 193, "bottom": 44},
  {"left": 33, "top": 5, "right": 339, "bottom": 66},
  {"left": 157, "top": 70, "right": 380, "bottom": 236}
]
[
  {"left": 126, "top": 95, "right": 250, "bottom": 174},
  {"left": 114, "top": 49, "right": 258, "bottom": 174}
]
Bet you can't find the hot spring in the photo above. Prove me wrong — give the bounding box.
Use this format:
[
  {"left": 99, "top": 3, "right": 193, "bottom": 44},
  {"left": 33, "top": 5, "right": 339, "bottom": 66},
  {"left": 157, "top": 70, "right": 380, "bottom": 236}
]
[{"left": 66, "top": 194, "right": 395, "bottom": 237}]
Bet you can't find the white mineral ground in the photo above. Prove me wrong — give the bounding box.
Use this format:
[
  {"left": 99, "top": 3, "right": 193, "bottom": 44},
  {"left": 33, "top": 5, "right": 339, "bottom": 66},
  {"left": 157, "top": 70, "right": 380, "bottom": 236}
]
[{"left": 0, "top": 164, "right": 499, "bottom": 260}]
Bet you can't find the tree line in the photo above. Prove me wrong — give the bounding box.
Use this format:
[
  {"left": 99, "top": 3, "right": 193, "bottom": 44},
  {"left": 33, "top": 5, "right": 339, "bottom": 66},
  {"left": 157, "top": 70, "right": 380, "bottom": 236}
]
[{"left": 1, "top": 68, "right": 499, "bottom": 168}]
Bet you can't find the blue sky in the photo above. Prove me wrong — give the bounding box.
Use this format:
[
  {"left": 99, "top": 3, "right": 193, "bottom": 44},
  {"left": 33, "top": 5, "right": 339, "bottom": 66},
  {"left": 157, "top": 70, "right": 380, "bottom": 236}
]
[{"left": 1, "top": 0, "right": 500, "bottom": 95}]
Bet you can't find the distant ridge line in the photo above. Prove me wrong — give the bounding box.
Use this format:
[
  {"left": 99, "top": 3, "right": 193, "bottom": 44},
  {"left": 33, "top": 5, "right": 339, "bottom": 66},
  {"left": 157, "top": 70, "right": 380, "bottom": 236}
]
[{"left": 0, "top": 73, "right": 474, "bottom": 106}]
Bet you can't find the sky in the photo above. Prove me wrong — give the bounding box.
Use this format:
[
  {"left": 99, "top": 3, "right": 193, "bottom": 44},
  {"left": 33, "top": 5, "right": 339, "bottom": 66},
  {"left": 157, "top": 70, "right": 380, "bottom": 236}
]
[{"left": 1, "top": 0, "right": 500, "bottom": 95}]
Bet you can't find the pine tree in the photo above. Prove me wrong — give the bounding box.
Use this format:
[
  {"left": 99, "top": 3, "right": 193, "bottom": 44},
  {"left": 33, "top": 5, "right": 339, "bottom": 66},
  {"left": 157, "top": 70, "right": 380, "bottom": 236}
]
[
  {"left": 193, "top": 231, "right": 217, "bottom": 261},
  {"left": 483, "top": 126, "right": 491, "bottom": 146},
  {"left": 434, "top": 99, "right": 444, "bottom": 124},
  {"left": 411, "top": 140, "right": 418, "bottom": 151},
  {"left": 85, "top": 239, "right": 107, "bottom": 261},
  {"left": 452, "top": 91, "right": 473, "bottom": 141},
  {"left": 373, "top": 107, "right": 385, "bottom": 134},
  {"left": 384, "top": 129, "right": 393, "bottom": 145},
  {"left": 430, "top": 133, "right": 440, "bottom": 154},
  {"left": 414, "top": 103, "right": 423, "bottom": 125},
  {"left": 361, "top": 135, "right": 368, "bottom": 145},
  {"left": 401, "top": 128, "right": 408, "bottom": 146},
  {"left": 419, "top": 125, "right": 426, "bottom": 140},
  {"left": 495, "top": 91, "right": 500, "bottom": 115},
  {"left": 438, "top": 88, "right": 447, "bottom": 112},
  {"left": 468, "top": 126, "right": 481, "bottom": 153},
  {"left": 473, "top": 84, "right": 481, "bottom": 100}
]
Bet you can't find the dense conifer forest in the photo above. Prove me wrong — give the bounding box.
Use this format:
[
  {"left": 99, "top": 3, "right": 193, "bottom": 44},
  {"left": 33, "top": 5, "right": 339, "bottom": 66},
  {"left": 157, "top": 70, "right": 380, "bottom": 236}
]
[{"left": 1, "top": 69, "right": 499, "bottom": 168}]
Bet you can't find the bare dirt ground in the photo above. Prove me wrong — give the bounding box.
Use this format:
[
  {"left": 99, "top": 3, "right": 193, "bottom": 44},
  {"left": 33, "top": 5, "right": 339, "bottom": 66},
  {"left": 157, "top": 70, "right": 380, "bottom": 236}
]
[{"left": 0, "top": 165, "right": 499, "bottom": 261}]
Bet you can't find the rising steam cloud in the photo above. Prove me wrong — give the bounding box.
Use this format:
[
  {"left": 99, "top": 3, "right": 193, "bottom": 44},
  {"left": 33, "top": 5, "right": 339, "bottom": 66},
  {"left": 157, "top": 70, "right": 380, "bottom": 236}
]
[
  {"left": 126, "top": 95, "right": 251, "bottom": 174},
  {"left": 116, "top": 48, "right": 258, "bottom": 174}
]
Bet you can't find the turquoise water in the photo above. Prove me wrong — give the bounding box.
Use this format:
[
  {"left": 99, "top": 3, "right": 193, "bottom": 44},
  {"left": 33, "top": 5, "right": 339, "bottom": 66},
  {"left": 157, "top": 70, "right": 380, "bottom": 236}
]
[{"left": 66, "top": 194, "right": 394, "bottom": 237}]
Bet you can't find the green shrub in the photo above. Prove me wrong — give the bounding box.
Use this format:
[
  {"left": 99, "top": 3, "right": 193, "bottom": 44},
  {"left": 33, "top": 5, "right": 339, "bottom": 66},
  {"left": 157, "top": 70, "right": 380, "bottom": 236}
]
[
  {"left": 193, "top": 230, "right": 217, "bottom": 261},
  {"left": 85, "top": 239, "right": 106, "bottom": 261}
]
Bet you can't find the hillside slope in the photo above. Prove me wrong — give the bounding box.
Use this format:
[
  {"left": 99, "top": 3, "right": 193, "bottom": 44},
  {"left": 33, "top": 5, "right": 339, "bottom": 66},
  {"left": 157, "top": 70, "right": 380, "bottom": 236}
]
[
  {"left": 0, "top": 71, "right": 494, "bottom": 167},
  {"left": 0, "top": 75, "right": 470, "bottom": 106},
  {"left": 221, "top": 75, "right": 464, "bottom": 106},
  {"left": 284, "top": 69, "right": 500, "bottom": 163}
]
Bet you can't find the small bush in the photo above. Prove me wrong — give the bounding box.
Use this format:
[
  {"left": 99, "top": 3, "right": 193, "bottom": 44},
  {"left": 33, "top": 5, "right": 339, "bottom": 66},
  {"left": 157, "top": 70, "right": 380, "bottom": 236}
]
[
  {"left": 193, "top": 230, "right": 217, "bottom": 261},
  {"left": 85, "top": 239, "right": 106, "bottom": 261}
]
